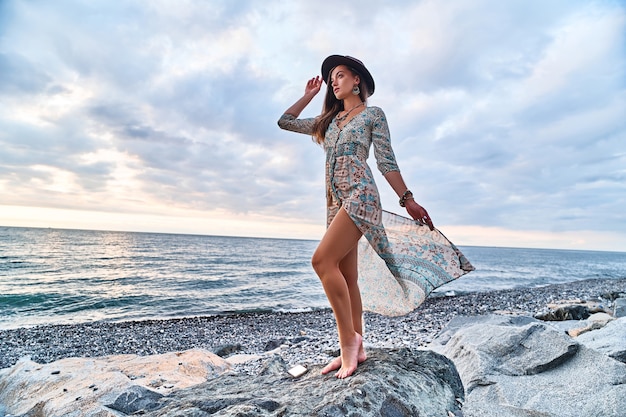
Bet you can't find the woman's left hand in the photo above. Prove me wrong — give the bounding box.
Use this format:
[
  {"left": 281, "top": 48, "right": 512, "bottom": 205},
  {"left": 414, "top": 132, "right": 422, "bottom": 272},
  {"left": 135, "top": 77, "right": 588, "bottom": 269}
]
[{"left": 405, "top": 199, "right": 434, "bottom": 231}]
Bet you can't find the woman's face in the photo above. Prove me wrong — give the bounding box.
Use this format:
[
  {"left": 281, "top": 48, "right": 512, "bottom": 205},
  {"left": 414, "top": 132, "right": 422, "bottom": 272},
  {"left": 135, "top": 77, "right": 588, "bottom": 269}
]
[{"left": 330, "top": 65, "right": 360, "bottom": 101}]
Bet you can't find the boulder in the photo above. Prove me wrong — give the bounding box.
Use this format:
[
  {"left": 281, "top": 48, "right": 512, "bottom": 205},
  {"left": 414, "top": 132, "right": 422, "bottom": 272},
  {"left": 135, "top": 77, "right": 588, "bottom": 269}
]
[
  {"left": 0, "top": 349, "right": 230, "bottom": 417},
  {"left": 575, "top": 317, "right": 626, "bottom": 363},
  {"left": 153, "top": 348, "right": 465, "bottom": 417},
  {"left": 431, "top": 314, "right": 626, "bottom": 417},
  {"left": 0, "top": 348, "right": 464, "bottom": 417},
  {"left": 431, "top": 314, "right": 578, "bottom": 390}
]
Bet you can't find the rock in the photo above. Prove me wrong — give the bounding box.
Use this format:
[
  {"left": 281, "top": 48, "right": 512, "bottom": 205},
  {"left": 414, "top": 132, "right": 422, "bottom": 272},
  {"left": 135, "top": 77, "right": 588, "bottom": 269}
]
[
  {"left": 0, "top": 349, "right": 229, "bottom": 417},
  {"left": 432, "top": 315, "right": 578, "bottom": 390},
  {"left": 588, "top": 312, "right": 614, "bottom": 323},
  {"left": 263, "top": 338, "right": 287, "bottom": 351},
  {"left": 0, "top": 348, "right": 463, "bottom": 417},
  {"left": 256, "top": 355, "right": 289, "bottom": 376},
  {"left": 432, "top": 314, "right": 536, "bottom": 346},
  {"left": 432, "top": 314, "right": 626, "bottom": 417},
  {"left": 567, "top": 321, "right": 606, "bottom": 337},
  {"left": 212, "top": 343, "right": 243, "bottom": 357},
  {"left": 225, "top": 353, "right": 262, "bottom": 365},
  {"left": 535, "top": 299, "right": 613, "bottom": 323},
  {"left": 153, "top": 348, "right": 465, "bottom": 417},
  {"left": 614, "top": 297, "right": 626, "bottom": 318},
  {"left": 105, "top": 385, "right": 163, "bottom": 414},
  {"left": 576, "top": 317, "right": 626, "bottom": 363},
  {"left": 535, "top": 304, "right": 590, "bottom": 321},
  {"left": 602, "top": 291, "right": 625, "bottom": 301},
  {"left": 561, "top": 313, "right": 614, "bottom": 337}
]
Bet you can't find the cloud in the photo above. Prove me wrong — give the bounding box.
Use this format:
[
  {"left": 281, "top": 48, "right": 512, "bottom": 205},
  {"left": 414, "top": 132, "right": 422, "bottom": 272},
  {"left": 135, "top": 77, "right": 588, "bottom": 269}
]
[
  {"left": 0, "top": 0, "right": 624, "bottom": 250},
  {"left": 0, "top": 53, "right": 52, "bottom": 95}
]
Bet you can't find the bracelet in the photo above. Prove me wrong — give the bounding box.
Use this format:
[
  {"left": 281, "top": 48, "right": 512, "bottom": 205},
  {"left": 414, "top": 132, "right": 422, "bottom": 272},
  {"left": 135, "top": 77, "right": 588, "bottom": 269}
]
[{"left": 399, "top": 190, "right": 413, "bottom": 207}]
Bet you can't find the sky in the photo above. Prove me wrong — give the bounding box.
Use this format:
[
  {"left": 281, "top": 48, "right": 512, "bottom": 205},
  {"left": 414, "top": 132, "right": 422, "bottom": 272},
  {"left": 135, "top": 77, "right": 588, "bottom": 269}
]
[{"left": 1, "top": 0, "right": 625, "bottom": 251}]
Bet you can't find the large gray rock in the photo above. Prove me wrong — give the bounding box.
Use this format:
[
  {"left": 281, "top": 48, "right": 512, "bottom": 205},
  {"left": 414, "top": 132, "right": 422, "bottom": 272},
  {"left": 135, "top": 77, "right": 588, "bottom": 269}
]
[
  {"left": 431, "top": 315, "right": 578, "bottom": 391},
  {"left": 575, "top": 317, "right": 626, "bottom": 363},
  {"left": 432, "top": 314, "right": 626, "bottom": 417},
  {"left": 0, "top": 348, "right": 463, "bottom": 417},
  {"left": 152, "top": 348, "right": 465, "bottom": 417}
]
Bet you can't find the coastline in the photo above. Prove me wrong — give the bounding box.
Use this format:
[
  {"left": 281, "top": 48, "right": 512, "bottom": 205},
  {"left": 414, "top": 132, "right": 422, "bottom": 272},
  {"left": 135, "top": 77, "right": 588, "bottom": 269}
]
[{"left": 2, "top": 277, "right": 625, "bottom": 371}]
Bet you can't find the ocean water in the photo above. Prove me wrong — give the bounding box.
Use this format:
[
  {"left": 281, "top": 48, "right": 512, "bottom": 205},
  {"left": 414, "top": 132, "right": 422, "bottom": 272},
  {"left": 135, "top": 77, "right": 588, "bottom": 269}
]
[{"left": 1, "top": 226, "right": 625, "bottom": 329}]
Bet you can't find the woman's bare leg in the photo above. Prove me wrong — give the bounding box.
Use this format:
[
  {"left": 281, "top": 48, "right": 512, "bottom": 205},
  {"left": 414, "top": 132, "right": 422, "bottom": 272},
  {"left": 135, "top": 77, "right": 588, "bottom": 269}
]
[
  {"left": 312, "top": 207, "right": 363, "bottom": 378},
  {"left": 321, "top": 245, "right": 367, "bottom": 374}
]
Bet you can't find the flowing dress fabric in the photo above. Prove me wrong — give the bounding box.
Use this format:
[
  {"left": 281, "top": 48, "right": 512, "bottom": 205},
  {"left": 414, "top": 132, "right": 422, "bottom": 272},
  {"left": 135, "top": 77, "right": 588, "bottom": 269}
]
[
  {"left": 357, "top": 210, "right": 473, "bottom": 316},
  {"left": 278, "top": 108, "right": 473, "bottom": 316}
]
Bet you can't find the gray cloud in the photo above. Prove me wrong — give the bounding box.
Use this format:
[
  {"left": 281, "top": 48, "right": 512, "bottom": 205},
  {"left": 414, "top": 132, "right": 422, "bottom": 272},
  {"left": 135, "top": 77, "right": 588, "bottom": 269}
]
[{"left": 0, "top": 53, "right": 51, "bottom": 94}]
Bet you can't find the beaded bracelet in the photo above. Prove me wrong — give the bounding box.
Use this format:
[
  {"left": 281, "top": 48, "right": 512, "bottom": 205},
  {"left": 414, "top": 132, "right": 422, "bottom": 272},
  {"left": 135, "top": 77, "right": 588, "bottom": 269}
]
[{"left": 399, "top": 190, "right": 414, "bottom": 207}]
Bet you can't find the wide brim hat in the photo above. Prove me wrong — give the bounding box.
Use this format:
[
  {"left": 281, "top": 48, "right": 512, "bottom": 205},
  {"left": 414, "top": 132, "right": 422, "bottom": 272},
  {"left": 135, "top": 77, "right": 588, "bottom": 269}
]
[{"left": 321, "top": 55, "right": 375, "bottom": 96}]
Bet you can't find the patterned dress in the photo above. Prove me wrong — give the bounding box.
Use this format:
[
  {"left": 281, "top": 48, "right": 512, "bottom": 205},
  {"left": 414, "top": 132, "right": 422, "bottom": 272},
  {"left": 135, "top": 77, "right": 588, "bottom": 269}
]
[{"left": 278, "top": 106, "right": 473, "bottom": 316}]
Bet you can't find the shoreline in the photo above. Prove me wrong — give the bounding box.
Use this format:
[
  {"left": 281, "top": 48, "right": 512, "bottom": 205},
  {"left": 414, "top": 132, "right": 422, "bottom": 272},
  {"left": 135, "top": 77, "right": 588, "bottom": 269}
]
[{"left": 1, "top": 277, "right": 625, "bottom": 371}]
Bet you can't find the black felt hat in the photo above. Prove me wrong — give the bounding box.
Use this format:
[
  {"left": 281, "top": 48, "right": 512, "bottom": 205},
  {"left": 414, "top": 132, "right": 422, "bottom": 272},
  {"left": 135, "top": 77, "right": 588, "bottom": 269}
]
[{"left": 321, "top": 55, "right": 375, "bottom": 96}]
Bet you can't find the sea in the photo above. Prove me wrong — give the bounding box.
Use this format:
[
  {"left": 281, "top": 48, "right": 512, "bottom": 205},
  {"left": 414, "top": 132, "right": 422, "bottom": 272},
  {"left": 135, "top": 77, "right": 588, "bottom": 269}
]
[{"left": 1, "top": 226, "right": 625, "bottom": 330}]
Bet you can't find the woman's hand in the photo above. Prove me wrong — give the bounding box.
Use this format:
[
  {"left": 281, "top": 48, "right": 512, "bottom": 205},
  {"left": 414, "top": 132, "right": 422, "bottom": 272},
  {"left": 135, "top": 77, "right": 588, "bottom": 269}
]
[
  {"left": 282, "top": 76, "right": 323, "bottom": 118},
  {"left": 405, "top": 199, "right": 434, "bottom": 231},
  {"left": 305, "top": 76, "right": 322, "bottom": 97}
]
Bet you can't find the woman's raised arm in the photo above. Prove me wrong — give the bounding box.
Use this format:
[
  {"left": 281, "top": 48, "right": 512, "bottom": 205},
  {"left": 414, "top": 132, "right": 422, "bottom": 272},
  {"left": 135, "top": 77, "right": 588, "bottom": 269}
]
[{"left": 283, "top": 76, "right": 322, "bottom": 117}]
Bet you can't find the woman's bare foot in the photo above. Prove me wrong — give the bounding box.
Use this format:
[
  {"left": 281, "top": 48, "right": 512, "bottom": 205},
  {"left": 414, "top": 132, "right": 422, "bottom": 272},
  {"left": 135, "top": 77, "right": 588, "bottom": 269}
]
[
  {"left": 321, "top": 340, "right": 367, "bottom": 375},
  {"left": 321, "top": 333, "right": 365, "bottom": 378},
  {"left": 336, "top": 332, "right": 363, "bottom": 379}
]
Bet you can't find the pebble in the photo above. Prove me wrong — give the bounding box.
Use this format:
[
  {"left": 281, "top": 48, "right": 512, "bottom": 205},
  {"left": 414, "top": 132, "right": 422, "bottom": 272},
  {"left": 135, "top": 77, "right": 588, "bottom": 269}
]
[{"left": 0, "top": 278, "right": 625, "bottom": 375}]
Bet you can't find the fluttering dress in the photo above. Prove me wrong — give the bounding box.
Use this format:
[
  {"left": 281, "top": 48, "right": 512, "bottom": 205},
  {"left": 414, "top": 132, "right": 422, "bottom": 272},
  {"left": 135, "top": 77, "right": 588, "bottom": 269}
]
[{"left": 278, "top": 106, "right": 474, "bottom": 316}]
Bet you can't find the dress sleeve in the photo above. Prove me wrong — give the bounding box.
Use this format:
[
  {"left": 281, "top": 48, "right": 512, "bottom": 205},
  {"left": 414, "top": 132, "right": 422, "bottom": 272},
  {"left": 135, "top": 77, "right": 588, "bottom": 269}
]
[
  {"left": 277, "top": 114, "right": 316, "bottom": 135},
  {"left": 371, "top": 107, "right": 400, "bottom": 175}
]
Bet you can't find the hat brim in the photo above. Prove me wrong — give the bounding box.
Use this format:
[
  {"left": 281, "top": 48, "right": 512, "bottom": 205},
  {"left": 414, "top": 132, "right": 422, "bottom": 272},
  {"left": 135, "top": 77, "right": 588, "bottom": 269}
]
[{"left": 321, "top": 55, "right": 375, "bottom": 96}]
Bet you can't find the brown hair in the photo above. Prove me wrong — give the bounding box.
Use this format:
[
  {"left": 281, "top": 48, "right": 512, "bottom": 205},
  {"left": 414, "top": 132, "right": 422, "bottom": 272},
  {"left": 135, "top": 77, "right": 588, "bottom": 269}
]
[{"left": 312, "top": 67, "right": 369, "bottom": 144}]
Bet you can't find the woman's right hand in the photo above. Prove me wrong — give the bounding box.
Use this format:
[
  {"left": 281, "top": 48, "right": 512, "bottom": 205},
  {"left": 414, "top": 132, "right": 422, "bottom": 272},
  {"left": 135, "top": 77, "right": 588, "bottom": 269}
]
[{"left": 305, "top": 76, "right": 322, "bottom": 97}]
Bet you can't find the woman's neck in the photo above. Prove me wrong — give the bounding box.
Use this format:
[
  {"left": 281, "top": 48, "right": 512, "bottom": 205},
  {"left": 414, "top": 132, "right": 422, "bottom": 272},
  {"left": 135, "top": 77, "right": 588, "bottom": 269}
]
[{"left": 342, "top": 97, "right": 363, "bottom": 110}]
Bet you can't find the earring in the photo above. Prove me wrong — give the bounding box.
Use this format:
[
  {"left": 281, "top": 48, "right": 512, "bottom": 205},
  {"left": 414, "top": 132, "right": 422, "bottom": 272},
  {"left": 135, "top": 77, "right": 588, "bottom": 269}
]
[{"left": 352, "top": 85, "right": 360, "bottom": 95}]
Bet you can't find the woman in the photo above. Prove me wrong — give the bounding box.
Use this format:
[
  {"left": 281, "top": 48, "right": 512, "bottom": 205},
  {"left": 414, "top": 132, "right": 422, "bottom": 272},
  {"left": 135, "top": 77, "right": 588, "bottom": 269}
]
[{"left": 278, "top": 55, "right": 473, "bottom": 379}]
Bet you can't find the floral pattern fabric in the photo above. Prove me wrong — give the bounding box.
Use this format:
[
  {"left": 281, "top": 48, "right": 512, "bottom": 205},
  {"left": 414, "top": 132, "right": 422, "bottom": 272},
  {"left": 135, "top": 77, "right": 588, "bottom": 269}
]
[
  {"left": 357, "top": 210, "right": 473, "bottom": 315},
  {"left": 278, "top": 107, "right": 473, "bottom": 316}
]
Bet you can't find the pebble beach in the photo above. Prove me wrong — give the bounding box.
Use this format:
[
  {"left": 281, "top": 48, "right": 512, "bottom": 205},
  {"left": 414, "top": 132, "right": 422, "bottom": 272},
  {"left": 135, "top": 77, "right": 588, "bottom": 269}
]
[{"left": 2, "top": 278, "right": 625, "bottom": 374}]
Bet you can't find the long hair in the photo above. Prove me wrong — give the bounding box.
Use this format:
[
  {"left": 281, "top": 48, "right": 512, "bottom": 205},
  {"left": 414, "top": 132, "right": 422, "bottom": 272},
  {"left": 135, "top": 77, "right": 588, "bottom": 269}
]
[{"left": 312, "top": 67, "right": 369, "bottom": 144}]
